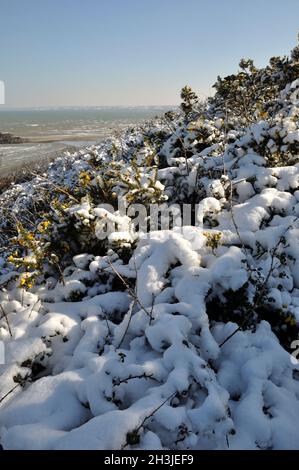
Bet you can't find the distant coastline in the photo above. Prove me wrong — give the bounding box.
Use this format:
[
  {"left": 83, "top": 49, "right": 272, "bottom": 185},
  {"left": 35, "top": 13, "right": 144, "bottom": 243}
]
[{"left": 0, "top": 106, "right": 172, "bottom": 178}]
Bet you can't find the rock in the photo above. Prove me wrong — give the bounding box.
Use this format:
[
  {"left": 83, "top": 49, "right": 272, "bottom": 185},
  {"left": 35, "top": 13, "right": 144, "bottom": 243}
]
[{"left": 0, "top": 132, "right": 28, "bottom": 144}]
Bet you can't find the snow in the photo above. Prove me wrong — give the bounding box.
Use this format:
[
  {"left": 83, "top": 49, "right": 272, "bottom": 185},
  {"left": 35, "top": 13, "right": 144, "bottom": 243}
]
[{"left": 0, "top": 56, "right": 299, "bottom": 450}]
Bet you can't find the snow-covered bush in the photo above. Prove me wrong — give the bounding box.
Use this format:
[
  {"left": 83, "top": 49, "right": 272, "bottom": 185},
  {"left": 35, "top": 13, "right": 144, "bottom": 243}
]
[{"left": 0, "top": 38, "right": 299, "bottom": 450}]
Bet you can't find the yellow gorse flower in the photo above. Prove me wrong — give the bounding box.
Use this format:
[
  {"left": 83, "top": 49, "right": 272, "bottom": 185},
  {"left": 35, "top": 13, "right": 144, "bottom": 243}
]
[
  {"left": 19, "top": 274, "right": 34, "bottom": 289},
  {"left": 285, "top": 315, "right": 297, "bottom": 327},
  {"left": 79, "top": 171, "right": 92, "bottom": 188},
  {"left": 38, "top": 220, "right": 51, "bottom": 232},
  {"left": 203, "top": 231, "right": 222, "bottom": 251}
]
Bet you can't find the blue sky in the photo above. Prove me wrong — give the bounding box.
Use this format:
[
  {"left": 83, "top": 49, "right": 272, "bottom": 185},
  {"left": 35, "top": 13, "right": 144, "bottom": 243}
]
[{"left": 0, "top": 0, "right": 298, "bottom": 108}]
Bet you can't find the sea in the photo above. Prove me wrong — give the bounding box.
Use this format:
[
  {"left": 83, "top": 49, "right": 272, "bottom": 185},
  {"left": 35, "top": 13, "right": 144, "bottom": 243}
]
[{"left": 0, "top": 106, "right": 172, "bottom": 175}]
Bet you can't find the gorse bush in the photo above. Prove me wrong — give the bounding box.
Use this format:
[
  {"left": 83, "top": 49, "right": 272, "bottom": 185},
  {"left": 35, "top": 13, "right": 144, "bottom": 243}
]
[
  {"left": 210, "top": 37, "right": 299, "bottom": 124},
  {"left": 180, "top": 85, "right": 199, "bottom": 121},
  {"left": 0, "top": 37, "right": 299, "bottom": 450},
  {"left": 2, "top": 37, "right": 299, "bottom": 302}
]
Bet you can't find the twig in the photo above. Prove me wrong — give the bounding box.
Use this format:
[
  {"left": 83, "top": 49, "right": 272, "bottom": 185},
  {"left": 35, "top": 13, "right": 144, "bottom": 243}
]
[
  {"left": 0, "top": 304, "right": 12, "bottom": 337},
  {"left": 28, "top": 300, "right": 41, "bottom": 319},
  {"left": 0, "top": 383, "right": 20, "bottom": 404},
  {"left": 30, "top": 172, "right": 80, "bottom": 204},
  {"left": 113, "top": 373, "right": 157, "bottom": 386},
  {"left": 138, "top": 392, "right": 177, "bottom": 433},
  {"left": 107, "top": 259, "right": 151, "bottom": 318},
  {"left": 116, "top": 300, "right": 135, "bottom": 349},
  {"left": 228, "top": 179, "right": 250, "bottom": 264},
  {"left": 149, "top": 294, "right": 155, "bottom": 325},
  {"left": 122, "top": 391, "right": 177, "bottom": 449}
]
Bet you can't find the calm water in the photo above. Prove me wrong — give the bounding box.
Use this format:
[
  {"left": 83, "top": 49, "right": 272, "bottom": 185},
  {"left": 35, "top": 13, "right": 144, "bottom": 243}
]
[{"left": 0, "top": 107, "right": 171, "bottom": 175}]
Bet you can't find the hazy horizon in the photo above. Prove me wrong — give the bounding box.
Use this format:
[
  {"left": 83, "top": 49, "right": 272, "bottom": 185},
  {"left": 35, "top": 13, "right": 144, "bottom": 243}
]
[
  {"left": 0, "top": 104, "right": 177, "bottom": 111},
  {"left": 1, "top": 0, "right": 299, "bottom": 108}
]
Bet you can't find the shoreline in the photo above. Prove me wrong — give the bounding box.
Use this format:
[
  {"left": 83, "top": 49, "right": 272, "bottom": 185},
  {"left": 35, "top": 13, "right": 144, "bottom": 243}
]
[
  {"left": 0, "top": 135, "right": 105, "bottom": 180},
  {"left": 0, "top": 141, "right": 89, "bottom": 184}
]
